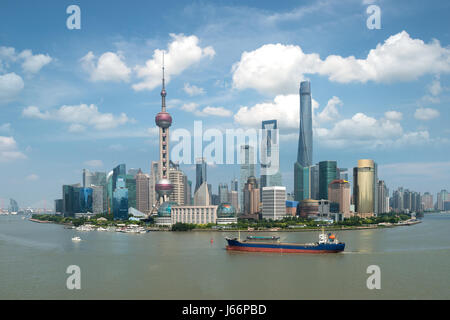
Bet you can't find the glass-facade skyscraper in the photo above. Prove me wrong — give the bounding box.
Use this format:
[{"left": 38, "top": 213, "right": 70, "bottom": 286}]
[
  {"left": 297, "top": 81, "right": 312, "bottom": 167},
  {"left": 294, "top": 81, "right": 313, "bottom": 201},
  {"left": 260, "top": 120, "right": 282, "bottom": 193},
  {"left": 319, "top": 161, "right": 337, "bottom": 200},
  {"left": 113, "top": 177, "right": 128, "bottom": 220},
  {"left": 195, "top": 157, "right": 207, "bottom": 193}
]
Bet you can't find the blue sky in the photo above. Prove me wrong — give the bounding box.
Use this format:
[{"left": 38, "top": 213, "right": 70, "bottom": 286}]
[{"left": 0, "top": 0, "right": 449, "bottom": 208}]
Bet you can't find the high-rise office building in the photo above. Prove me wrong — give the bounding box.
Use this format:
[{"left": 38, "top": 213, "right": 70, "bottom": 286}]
[
  {"left": 310, "top": 164, "right": 319, "bottom": 200},
  {"left": 260, "top": 120, "right": 282, "bottom": 192},
  {"left": 218, "top": 183, "right": 229, "bottom": 204},
  {"left": 319, "top": 161, "right": 337, "bottom": 200},
  {"left": 243, "top": 176, "right": 260, "bottom": 215},
  {"left": 294, "top": 81, "right": 313, "bottom": 202},
  {"left": 377, "top": 180, "right": 389, "bottom": 214},
  {"left": 262, "top": 186, "right": 286, "bottom": 221},
  {"left": 337, "top": 168, "right": 349, "bottom": 181},
  {"left": 294, "top": 162, "right": 311, "bottom": 201},
  {"left": 353, "top": 159, "right": 377, "bottom": 217},
  {"left": 113, "top": 177, "right": 128, "bottom": 220},
  {"left": 240, "top": 145, "right": 255, "bottom": 210},
  {"left": 229, "top": 190, "right": 239, "bottom": 213},
  {"left": 126, "top": 174, "right": 136, "bottom": 209},
  {"left": 328, "top": 179, "right": 351, "bottom": 218},
  {"left": 135, "top": 169, "right": 150, "bottom": 214},
  {"left": 149, "top": 161, "right": 159, "bottom": 209},
  {"left": 9, "top": 198, "right": 19, "bottom": 213},
  {"left": 297, "top": 81, "right": 312, "bottom": 167},
  {"left": 195, "top": 157, "right": 207, "bottom": 193},
  {"left": 55, "top": 199, "right": 63, "bottom": 214},
  {"left": 422, "top": 192, "right": 433, "bottom": 211},
  {"left": 194, "top": 181, "right": 210, "bottom": 206},
  {"left": 183, "top": 177, "right": 191, "bottom": 205},
  {"left": 169, "top": 166, "right": 185, "bottom": 205},
  {"left": 83, "top": 169, "right": 106, "bottom": 188},
  {"left": 92, "top": 185, "right": 104, "bottom": 214},
  {"left": 230, "top": 178, "right": 239, "bottom": 192},
  {"left": 437, "top": 190, "right": 448, "bottom": 211},
  {"left": 62, "top": 183, "right": 81, "bottom": 217}
]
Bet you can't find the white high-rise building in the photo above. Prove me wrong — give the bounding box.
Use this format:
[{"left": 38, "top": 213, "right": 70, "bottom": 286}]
[
  {"left": 169, "top": 167, "right": 185, "bottom": 205},
  {"left": 262, "top": 186, "right": 286, "bottom": 221}
]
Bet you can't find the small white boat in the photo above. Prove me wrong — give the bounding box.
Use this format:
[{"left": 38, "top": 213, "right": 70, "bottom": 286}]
[{"left": 71, "top": 236, "right": 82, "bottom": 242}]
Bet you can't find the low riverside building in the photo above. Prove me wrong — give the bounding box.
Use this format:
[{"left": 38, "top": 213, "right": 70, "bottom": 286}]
[
  {"left": 171, "top": 205, "right": 218, "bottom": 225},
  {"left": 155, "top": 203, "right": 238, "bottom": 227}
]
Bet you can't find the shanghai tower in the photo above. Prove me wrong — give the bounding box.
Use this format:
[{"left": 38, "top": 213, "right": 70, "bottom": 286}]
[
  {"left": 294, "top": 81, "right": 313, "bottom": 201},
  {"left": 297, "top": 81, "right": 312, "bottom": 167}
]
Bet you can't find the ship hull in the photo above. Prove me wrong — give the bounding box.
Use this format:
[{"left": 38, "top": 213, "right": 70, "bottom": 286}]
[{"left": 226, "top": 239, "right": 345, "bottom": 254}]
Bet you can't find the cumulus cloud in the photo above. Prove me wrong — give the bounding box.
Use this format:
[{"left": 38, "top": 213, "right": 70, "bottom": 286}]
[
  {"left": 0, "top": 73, "right": 24, "bottom": 104},
  {"left": 316, "top": 96, "right": 343, "bottom": 123},
  {"left": 0, "top": 136, "right": 26, "bottom": 162},
  {"left": 81, "top": 51, "right": 131, "bottom": 82},
  {"left": 384, "top": 111, "right": 403, "bottom": 121},
  {"left": 22, "top": 104, "right": 132, "bottom": 131},
  {"left": 234, "top": 94, "right": 433, "bottom": 149},
  {"left": 181, "top": 102, "right": 232, "bottom": 117},
  {"left": 183, "top": 83, "right": 205, "bottom": 96},
  {"left": 232, "top": 31, "right": 450, "bottom": 94},
  {"left": 133, "top": 33, "right": 215, "bottom": 91},
  {"left": 83, "top": 160, "right": 103, "bottom": 168},
  {"left": 0, "top": 46, "right": 51, "bottom": 74},
  {"left": 234, "top": 94, "right": 322, "bottom": 129},
  {"left": 414, "top": 107, "right": 440, "bottom": 121},
  {"left": 18, "top": 50, "right": 52, "bottom": 74}
]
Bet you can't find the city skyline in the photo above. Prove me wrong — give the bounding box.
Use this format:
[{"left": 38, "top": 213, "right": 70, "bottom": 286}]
[{"left": 1, "top": 0, "right": 450, "bottom": 207}]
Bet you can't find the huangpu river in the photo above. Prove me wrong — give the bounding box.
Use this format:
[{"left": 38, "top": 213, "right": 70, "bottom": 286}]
[{"left": 1, "top": 213, "right": 449, "bottom": 299}]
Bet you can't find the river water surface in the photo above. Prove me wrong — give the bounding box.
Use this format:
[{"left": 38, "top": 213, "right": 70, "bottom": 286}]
[{"left": 1, "top": 213, "right": 449, "bottom": 299}]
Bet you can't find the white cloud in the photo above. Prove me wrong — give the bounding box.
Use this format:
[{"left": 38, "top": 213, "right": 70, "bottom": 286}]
[
  {"left": 384, "top": 111, "right": 403, "bottom": 121},
  {"left": 181, "top": 102, "right": 231, "bottom": 117},
  {"left": 83, "top": 160, "right": 103, "bottom": 168},
  {"left": 201, "top": 106, "right": 232, "bottom": 117},
  {"left": 18, "top": 49, "right": 52, "bottom": 74},
  {"left": 414, "top": 107, "right": 440, "bottom": 121},
  {"left": 0, "top": 136, "right": 26, "bottom": 162},
  {"left": 81, "top": 51, "right": 131, "bottom": 82},
  {"left": 428, "top": 77, "right": 442, "bottom": 96},
  {"left": 26, "top": 174, "right": 39, "bottom": 181},
  {"left": 133, "top": 33, "right": 215, "bottom": 91},
  {"left": 0, "top": 73, "right": 24, "bottom": 104},
  {"left": 22, "top": 104, "right": 133, "bottom": 131},
  {"left": 316, "top": 96, "right": 342, "bottom": 123},
  {"left": 234, "top": 94, "right": 322, "bottom": 129},
  {"left": 232, "top": 31, "right": 450, "bottom": 94},
  {"left": 181, "top": 102, "right": 199, "bottom": 113},
  {"left": 0, "top": 46, "right": 17, "bottom": 72},
  {"left": 183, "top": 83, "right": 205, "bottom": 96},
  {"left": 234, "top": 94, "right": 434, "bottom": 149}
]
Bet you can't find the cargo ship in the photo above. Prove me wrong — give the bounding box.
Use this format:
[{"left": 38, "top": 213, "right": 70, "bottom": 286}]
[{"left": 225, "top": 229, "right": 345, "bottom": 254}]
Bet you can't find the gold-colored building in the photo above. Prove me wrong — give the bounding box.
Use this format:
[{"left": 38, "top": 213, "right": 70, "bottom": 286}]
[{"left": 353, "top": 159, "right": 376, "bottom": 217}]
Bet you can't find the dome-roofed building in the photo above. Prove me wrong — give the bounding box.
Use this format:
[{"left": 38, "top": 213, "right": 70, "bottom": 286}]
[
  {"left": 216, "top": 203, "right": 238, "bottom": 225},
  {"left": 155, "top": 201, "right": 178, "bottom": 226}
]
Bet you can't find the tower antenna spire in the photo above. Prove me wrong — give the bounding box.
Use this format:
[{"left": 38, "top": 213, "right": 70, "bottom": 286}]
[{"left": 162, "top": 51, "right": 165, "bottom": 90}]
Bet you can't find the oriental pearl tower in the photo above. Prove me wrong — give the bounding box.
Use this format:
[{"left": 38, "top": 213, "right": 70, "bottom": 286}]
[{"left": 154, "top": 54, "right": 173, "bottom": 205}]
